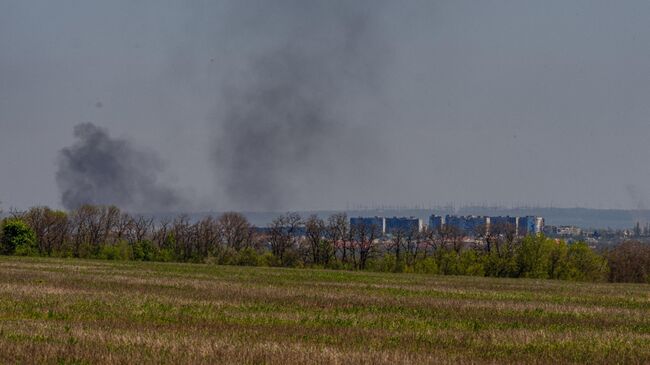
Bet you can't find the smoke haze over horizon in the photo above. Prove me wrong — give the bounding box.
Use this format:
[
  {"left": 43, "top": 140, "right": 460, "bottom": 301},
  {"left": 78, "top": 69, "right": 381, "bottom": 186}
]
[
  {"left": 2, "top": 1, "right": 650, "bottom": 212},
  {"left": 56, "top": 122, "right": 188, "bottom": 212},
  {"left": 213, "top": 1, "right": 389, "bottom": 211}
]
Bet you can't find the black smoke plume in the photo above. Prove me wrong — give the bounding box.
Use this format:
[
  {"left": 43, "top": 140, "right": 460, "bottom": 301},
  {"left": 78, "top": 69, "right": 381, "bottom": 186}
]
[
  {"left": 56, "top": 122, "right": 184, "bottom": 212},
  {"left": 214, "top": 1, "right": 387, "bottom": 211}
]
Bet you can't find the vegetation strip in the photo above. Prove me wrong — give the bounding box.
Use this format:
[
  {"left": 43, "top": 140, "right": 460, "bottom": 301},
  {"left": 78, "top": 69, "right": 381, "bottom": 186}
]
[{"left": 0, "top": 256, "right": 648, "bottom": 364}]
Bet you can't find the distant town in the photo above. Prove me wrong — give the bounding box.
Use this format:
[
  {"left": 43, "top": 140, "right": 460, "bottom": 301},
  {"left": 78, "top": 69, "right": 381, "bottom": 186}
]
[
  {"left": 255, "top": 212, "right": 650, "bottom": 248},
  {"left": 351, "top": 214, "right": 650, "bottom": 246},
  {"left": 350, "top": 215, "right": 543, "bottom": 237}
]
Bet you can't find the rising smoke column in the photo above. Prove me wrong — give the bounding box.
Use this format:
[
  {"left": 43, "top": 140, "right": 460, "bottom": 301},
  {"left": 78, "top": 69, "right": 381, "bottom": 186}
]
[
  {"left": 214, "top": 1, "right": 387, "bottom": 211},
  {"left": 56, "top": 122, "right": 184, "bottom": 212}
]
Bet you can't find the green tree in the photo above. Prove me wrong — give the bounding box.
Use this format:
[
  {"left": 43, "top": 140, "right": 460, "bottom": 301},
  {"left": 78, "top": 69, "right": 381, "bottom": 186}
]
[
  {"left": 132, "top": 240, "right": 157, "bottom": 261},
  {"left": 459, "top": 250, "right": 484, "bottom": 276},
  {"left": 566, "top": 242, "right": 608, "bottom": 281},
  {"left": 484, "top": 248, "right": 518, "bottom": 278},
  {"left": 436, "top": 249, "right": 462, "bottom": 275},
  {"left": 547, "top": 239, "right": 571, "bottom": 279},
  {"left": 606, "top": 241, "right": 650, "bottom": 283},
  {"left": 236, "top": 247, "right": 261, "bottom": 266},
  {"left": 1, "top": 219, "right": 38, "bottom": 256},
  {"left": 516, "top": 235, "right": 554, "bottom": 279},
  {"left": 414, "top": 257, "right": 438, "bottom": 274}
]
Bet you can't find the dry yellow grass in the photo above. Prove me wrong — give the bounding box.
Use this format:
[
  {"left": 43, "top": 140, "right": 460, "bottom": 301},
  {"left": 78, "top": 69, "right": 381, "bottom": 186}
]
[{"left": 0, "top": 256, "right": 648, "bottom": 364}]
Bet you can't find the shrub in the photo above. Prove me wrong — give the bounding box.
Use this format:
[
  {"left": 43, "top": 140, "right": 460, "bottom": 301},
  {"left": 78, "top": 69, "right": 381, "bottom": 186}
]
[
  {"left": 516, "top": 235, "right": 554, "bottom": 279},
  {"left": 459, "top": 250, "right": 484, "bottom": 276},
  {"left": 258, "top": 252, "right": 278, "bottom": 267},
  {"left": 236, "top": 247, "right": 261, "bottom": 266},
  {"left": 547, "top": 240, "right": 571, "bottom": 280},
  {"left": 606, "top": 241, "right": 650, "bottom": 283},
  {"left": 1, "top": 219, "right": 38, "bottom": 256},
  {"left": 368, "top": 253, "right": 397, "bottom": 272},
  {"left": 324, "top": 259, "right": 345, "bottom": 270},
  {"left": 566, "top": 242, "right": 608, "bottom": 282},
  {"left": 132, "top": 240, "right": 157, "bottom": 261},
  {"left": 436, "top": 250, "right": 462, "bottom": 275},
  {"left": 279, "top": 249, "right": 302, "bottom": 268},
  {"left": 155, "top": 248, "right": 175, "bottom": 262},
  {"left": 98, "top": 241, "right": 131, "bottom": 260},
  {"left": 483, "top": 248, "right": 518, "bottom": 278},
  {"left": 414, "top": 257, "right": 438, "bottom": 274}
]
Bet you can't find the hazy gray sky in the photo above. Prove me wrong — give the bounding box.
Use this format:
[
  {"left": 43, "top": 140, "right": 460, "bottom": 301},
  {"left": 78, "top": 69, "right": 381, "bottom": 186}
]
[{"left": 1, "top": 0, "right": 650, "bottom": 212}]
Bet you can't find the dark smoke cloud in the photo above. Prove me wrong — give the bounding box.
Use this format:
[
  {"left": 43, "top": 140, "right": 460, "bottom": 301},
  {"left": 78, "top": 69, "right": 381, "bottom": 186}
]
[
  {"left": 214, "top": 1, "right": 388, "bottom": 211},
  {"left": 56, "top": 122, "right": 185, "bottom": 212}
]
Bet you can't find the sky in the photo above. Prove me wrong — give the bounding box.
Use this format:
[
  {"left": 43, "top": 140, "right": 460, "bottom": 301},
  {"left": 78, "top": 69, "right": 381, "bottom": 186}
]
[{"left": 1, "top": 0, "right": 650, "bottom": 212}]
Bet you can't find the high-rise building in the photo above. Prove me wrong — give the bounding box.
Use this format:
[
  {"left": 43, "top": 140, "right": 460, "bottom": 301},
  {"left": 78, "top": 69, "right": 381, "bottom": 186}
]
[
  {"left": 428, "top": 215, "right": 445, "bottom": 231},
  {"left": 489, "top": 216, "right": 519, "bottom": 234},
  {"left": 518, "top": 216, "right": 544, "bottom": 235},
  {"left": 445, "top": 215, "right": 490, "bottom": 236},
  {"left": 349, "top": 216, "right": 386, "bottom": 235},
  {"left": 385, "top": 217, "right": 423, "bottom": 234}
]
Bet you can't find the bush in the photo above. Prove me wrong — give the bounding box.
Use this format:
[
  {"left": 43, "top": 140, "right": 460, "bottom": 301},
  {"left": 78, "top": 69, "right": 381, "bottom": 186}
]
[
  {"left": 236, "top": 247, "right": 261, "bottom": 266},
  {"left": 436, "top": 250, "right": 462, "bottom": 275},
  {"left": 1, "top": 219, "right": 38, "bottom": 256},
  {"left": 154, "top": 248, "right": 175, "bottom": 262},
  {"left": 606, "top": 241, "right": 650, "bottom": 283},
  {"left": 368, "top": 254, "right": 397, "bottom": 272},
  {"left": 279, "top": 249, "right": 302, "bottom": 268},
  {"left": 414, "top": 257, "right": 438, "bottom": 274},
  {"left": 324, "top": 259, "right": 346, "bottom": 270},
  {"left": 258, "top": 252, "right": 278, "bottom": 267},
  {"left": 98, "top": 241, "right": 131, "bottom": 260},
  {"left": 484, "top": 249, "right": 518, "bottom": 278},
  {"left": 547, "top": 240, "right": 571, "bottom": 280},
  {"left": 459, "top": 250, "right": 484, "bottom": 276},
  {"left": 132, "top": 240, "right": 157, "bottom": 261},
  {"left": 516, "top": 235, "right": 554, "bottom": 279},
  {"left": 566, "top": 242, "right": 608, "bottom": 282},
  {"left": 206, "top": 246, "right": 237, "bottom": 265}
]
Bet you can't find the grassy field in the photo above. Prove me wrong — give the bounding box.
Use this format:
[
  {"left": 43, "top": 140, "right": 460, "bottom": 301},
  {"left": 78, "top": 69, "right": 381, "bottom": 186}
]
[{"left": 0, "top": 257, "right": 649, "bottom": 364}]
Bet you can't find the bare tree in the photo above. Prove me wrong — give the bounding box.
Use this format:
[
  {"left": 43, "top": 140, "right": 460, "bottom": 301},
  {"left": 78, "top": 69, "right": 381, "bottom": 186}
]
[
  {"left": 483, "top": 222, "right": 518, "bottom": 255},
  {"left": 126, "top": 215, "right": 154, "bottom": 244},
  {"left": 69, "top": 205, "right": 96, "bottom": 256},
  {"left": 269, "top": 213, "right": 302, "bottom": 266},
  {"left": 153, "top": 217, "right": 172, "bottom": 250},
  {"left": 23, "top": 206, "right": 69, "bottom": 256},
  {"left": 350, "top": 221, "right": 380, "bottom": 270},
  {"left": 99, "top": 206, "right": 121, "bottom": 245},
  {"left": 305, "top": 215, "right": 332, "bottom": 265},
  {"left": 420, "top": 226, "right": 440, "bottom": 258},
  {"left": 170, "top": 215, "right": 192, "bottom": 261},
  {"left": 606, "top": 241, "right": 650, "bottom": 283},
  {"left": 195, "top": 216, "right": 219, "bottom": 257},
  {"left": 434, "top": 224, "right": 463, "bottom": 253},
  {"left": 404, "top": 227, "right": 422, "bottom": 266},
  {"left": 113, "top": 212, "right": 133, "bottom": 243},
  {"left": 327, "top": 213, "right": 350, "bottom": 264},
  {"left": 386, "top": 228, "right": 405, "bottom": 269},
  {"left": 216, "top": 212, "right": 253, "bottom": 251},
  {"left": 385, "top": 226, "right": 421, "bottom": 270}
]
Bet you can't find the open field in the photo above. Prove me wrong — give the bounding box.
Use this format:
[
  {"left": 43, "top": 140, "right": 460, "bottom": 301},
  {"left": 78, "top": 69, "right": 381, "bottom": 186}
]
[{"left": 0, "top": 257, "right": 649, "bottom": 364}]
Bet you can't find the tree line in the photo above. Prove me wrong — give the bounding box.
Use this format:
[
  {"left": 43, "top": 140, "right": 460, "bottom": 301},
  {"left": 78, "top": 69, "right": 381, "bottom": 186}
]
[{"left": 1, "top": 205, "right": 649, "bottom": 283}]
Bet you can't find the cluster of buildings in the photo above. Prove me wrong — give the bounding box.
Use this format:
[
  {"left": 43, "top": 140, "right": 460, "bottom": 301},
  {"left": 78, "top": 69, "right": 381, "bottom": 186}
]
[
  {"left": 349, "top": 216, "right": 424, "bottom": 236},
  {"left": 350, "top": 214, "right": 544, "bottom": 237},
  {"left": 545, "top": 225, "right": 582, "bottom": 237},
  {"left": 430, "top": 215, "right": 544, "bottom": 236}
]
